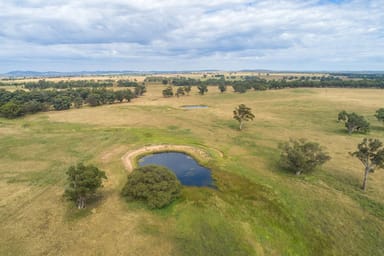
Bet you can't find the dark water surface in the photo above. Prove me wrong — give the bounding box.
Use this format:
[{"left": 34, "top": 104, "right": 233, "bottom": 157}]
[{"left": 138, "top": 152, "right": 214, "bottom": 187}]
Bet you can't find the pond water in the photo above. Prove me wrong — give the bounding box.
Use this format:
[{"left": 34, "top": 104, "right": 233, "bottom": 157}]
[
  {"left": 181, "top": 105, "right": 208, "bottom": 109},
  {"left": 138, "top": 152, "right": 214, "bottom": 187}
]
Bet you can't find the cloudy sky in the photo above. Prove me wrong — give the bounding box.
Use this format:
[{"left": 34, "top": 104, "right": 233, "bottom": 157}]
[{"left": 0, "top": 0, "right": 383, "bottom": 72}]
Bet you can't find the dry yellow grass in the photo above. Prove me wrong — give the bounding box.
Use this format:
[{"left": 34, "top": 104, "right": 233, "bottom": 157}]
[{"left": 1, "top": 84, "right": 384, "bottom": 255}]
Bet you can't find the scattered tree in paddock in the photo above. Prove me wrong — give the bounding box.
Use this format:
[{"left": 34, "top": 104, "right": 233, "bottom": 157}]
[
  {"left": 350, "top": 138, "right": 384, "bottom": 191},
  {"left": 162, "top": 86, "right": 174, "bottom": 97},
  {"left": 279, "top": 138, "right": 331, "bottom": 175},
  {"left": 184, "top": 85, "right": 191, "bottom": 95},
  {"left": 64, "top": 163, "right": 107, "bottom": 209},
  {"left": 134, "top": 84, "right": 147, "bottom": 97},
  {"left": 197, "top": 84, "right": 208, "bottom": 95},
  {"left": 218, "top": 83, "right": 227, "bottom": 93},
  {"left": 337, "top": 110, "right": 370, "bottom": 134},
  {"left": 233, "top": 104, "right": 255, "bottom": 130},
  {"left": 176, "top": 87, "right": 185, "bottom": 97},
  {"left": 121, "top": 165, "right": 181, "bottom": 209},
  {"left": 375, "top": 108, "right": 384, "bottom": 125}
]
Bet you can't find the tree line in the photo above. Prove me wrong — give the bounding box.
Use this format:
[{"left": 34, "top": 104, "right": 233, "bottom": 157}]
[
  {"left": 0, "top": 85, "right": 146, "bottom": 118},
  {"left": 0, "top": 79, "right": 140, "bottom": 90},
  {"left": 157, "top": 76, "right": 384, "bottom": 95}
]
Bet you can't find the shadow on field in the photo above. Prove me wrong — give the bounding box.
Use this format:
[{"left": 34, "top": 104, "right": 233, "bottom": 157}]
[{"left": 64, "top": 192, "right": 107, "bottom": 221}]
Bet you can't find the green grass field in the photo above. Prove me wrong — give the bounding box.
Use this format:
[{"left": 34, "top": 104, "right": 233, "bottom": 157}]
[{"left": 1, "top": 86, "right": 383, "bottom": 255}]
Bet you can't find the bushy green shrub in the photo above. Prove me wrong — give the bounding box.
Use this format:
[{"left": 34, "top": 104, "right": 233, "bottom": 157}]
[
  {"left": 279, "top": 138, "right": 330, "bottom": 175},
  {"left": 122, "top": 165, "right": 182, "bottom": 209}
]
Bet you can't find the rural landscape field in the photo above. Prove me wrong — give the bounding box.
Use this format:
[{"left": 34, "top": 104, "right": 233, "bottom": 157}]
[
  {"left": 1, "top": 72, "right": 384, "bottom": 255},
  {"left": 1, "top": 0, "right": 383, "bottom": 255}
]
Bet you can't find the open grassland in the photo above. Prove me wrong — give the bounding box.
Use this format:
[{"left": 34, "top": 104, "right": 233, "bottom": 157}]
[{"left": 1, "top": 86, "right": 384, "bottom": 255}]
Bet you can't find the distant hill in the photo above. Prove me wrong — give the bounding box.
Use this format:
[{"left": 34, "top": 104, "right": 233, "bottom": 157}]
[{"left": 3, "top": 70, "right": 142, "bottom": 78}]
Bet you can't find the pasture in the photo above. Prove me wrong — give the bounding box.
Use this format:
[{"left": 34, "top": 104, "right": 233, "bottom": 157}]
[{"left": 0, "top": 85, "right": 383, "bottom": 255}]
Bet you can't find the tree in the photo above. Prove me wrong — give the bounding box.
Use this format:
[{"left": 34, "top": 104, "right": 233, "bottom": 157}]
[
  {"left": 175, "top": 87, "right": 185, "bottom": 97},
  {"left": 337, "top": 111, "right": 370, "bottom": 134},
  {"left": 121, "top": 165, "right": 181, "bottom": 209},
  {"left": 73, "top": 97, "right": 83, "bottom": 108},
  {"left": 350, "top": 138, "right": 384, "bottom": 191},
  {"left": 0, "top": 101, "right": 25, "bottom": 118},
  {"left": 64, "top": 163, "right": 107, "bottom": 209},
  {"left": 184, "top": 85, "right": 191, "bottom": 95},
  {"left": 374, "top": 108, "right": 384, "bottom": 124},
  {"left": 162, "top": 86, "right": 174, "bottom": 97},
  {"left": 134, "top": 84, "right": 146, "bottom": 97},
  {"left": 124, "top": 89, "right": 134, "bottom": 102},
  {"left": 233, "top": 104, "right": 255, "bottom": 130},
  {"left": 279, "top": 138, "right": 331, "bottom": 175},
  {"left": 23, "top": 100, "right": 44, "bottom": 113},
  {"left": 114, "top": 90, "right": 125, "bottom": 103},
  {"left": 218, "top": 83, "right": 227, "bottom": 93},
  {"left": 232, "top": 84, "right": 248, "bottom": 93},
  {"left": 52, "top": 96, "right": 71, "bottom": 110},
  {"left": 86, "top": 94, "right": 101, "bottom": 106},
  {"left": 197, "top": 84, "right": 208, "bottom": 95}
]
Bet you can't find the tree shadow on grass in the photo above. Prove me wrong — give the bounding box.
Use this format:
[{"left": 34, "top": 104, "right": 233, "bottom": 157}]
[{"left": 64, "top": 192, "right": 107, "bottom": 222}]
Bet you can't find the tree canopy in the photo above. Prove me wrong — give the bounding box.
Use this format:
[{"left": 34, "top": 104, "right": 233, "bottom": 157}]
[
  {"left": 337, "top": 111, "right": 370, "bottom": 134},
  {"left": 375, "top": 108, "right": 384, "bottom": 124},
  {"left": 279, "top": 138, "right": 331, "bottom": 175},
  {"left": 197, "top": 84, "right": 208, "bottom": 95},
  {"left": 233, "top": 104, "right": 255, "bottom": 130},
  {"left": 121, "top": 165, "right": 182, "bottom": 209},
  {"left": 162, "top": 86, "right": 174, "bottom": 97},
  {"left": 64, "top": 163, "right": 107, "bottom": 209},
  {"left": 350, "top": 138, "right": 384, "bottom": 191}
]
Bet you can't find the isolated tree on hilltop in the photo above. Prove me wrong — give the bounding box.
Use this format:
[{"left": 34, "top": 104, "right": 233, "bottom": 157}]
[
  {"left": 64, "top": 163, "right": 107, "bottom": 209},
  {"left": 350, "top": 138, "right": 384, "bottom": 191},
  {"left": 337, "top": 110, "right": 370, "bottom": 134},
  {"left": 233, "top": 104, "right": 255, "bottom": 130}
]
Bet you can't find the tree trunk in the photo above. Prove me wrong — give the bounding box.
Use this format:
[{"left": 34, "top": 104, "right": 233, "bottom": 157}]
[
  {"left": 77, "top": 196, "right": 86, "bottom": 209},
  {"left": 239, "top": 120, "right": 243, "bottom": 130},
  {"left": 362, "top": 166, "right": 370, "bottom": 191}
]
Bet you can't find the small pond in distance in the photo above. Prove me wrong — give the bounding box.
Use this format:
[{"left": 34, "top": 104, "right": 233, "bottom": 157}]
[
  {"left": 138, "top": 152, "right": 214, "bottom": 187},
  {"left": 181, "top": 105, "right": 208, "bottom": 109}
]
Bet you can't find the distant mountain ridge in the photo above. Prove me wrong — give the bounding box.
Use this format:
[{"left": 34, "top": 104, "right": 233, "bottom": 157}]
[
  {"left": 2, "top": 70, "right": 144, "bottom": 78},
  {"left": 2, "top": 70, "right": 384, "bottom": 79},
  {"left": 1, "top": 70, "right": 224, "bottom": 78}
]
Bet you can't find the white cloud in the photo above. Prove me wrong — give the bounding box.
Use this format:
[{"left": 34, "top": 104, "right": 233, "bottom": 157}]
[{"left": 0, "top": 0, "right": 383, "bottom": 72}]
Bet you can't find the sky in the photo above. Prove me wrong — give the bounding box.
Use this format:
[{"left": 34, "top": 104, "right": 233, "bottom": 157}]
[{"left": 0, "top": 0, "right": 383, "bottom": 72}]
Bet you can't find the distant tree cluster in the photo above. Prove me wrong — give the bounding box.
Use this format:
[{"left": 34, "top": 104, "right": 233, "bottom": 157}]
[
  {"left": 0, "top": 87, "right": 141, "bottom": 118},
  {"left": 23, "top": 79, "right": 114, "bottom": 90},
  {"left": 162, "top": 86, "right": 191, "bottom": 98},
  {"left": 116, "top": 80, "right": 140, "bottom": 87}
]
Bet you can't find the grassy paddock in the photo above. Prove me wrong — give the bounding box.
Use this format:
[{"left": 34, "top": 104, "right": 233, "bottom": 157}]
[{"left": 0, "top": 86, "right": 384, "bottom": 255}]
